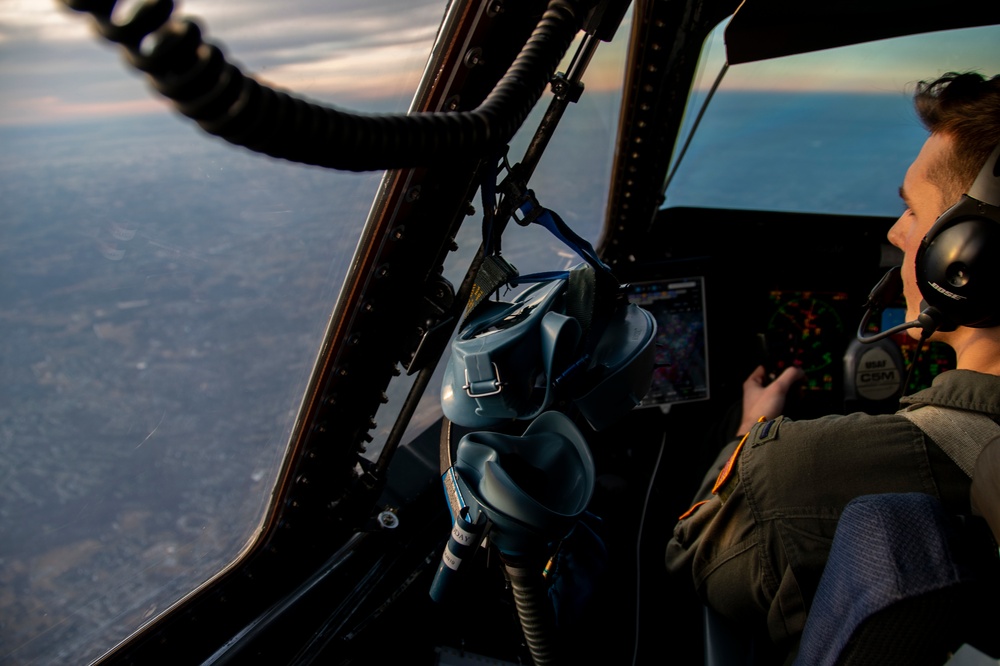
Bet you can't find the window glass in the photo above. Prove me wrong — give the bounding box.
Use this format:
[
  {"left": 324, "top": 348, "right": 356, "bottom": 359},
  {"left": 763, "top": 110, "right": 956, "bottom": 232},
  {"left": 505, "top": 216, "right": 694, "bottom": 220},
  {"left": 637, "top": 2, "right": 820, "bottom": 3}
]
[
  {"left": 0, "top": 1, "right": 439, "bottom": 663},
  {"left": 665, "top": 24, "right": 1000, "bottom": 215}
]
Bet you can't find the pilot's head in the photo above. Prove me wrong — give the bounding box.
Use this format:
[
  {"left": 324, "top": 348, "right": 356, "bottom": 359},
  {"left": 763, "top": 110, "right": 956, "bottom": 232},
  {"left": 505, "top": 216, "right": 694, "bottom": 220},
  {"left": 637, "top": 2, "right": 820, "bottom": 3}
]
[
  {"left": 913, "top": 72, "right": 1000, "bottom": 204},
  {"left": 887, "top": 72, "right": 1000, "bottom": 340}
]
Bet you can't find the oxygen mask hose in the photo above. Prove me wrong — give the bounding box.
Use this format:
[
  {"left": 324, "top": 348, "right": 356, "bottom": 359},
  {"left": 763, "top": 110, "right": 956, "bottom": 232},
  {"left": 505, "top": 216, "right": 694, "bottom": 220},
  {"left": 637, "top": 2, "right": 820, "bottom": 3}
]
[
  {"left": 503, "top": 553, "right": 559, "bottom": 665},
  {"left": 58, "top": 0, "right": 596, "bottom": 171}
]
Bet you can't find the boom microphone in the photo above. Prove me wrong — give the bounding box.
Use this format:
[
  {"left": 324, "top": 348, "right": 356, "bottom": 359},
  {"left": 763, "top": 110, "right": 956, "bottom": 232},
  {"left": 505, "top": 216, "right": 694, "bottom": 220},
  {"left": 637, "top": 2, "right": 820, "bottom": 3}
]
[{"left": 856, "top": 266, "right": 952, "bottom": 344}]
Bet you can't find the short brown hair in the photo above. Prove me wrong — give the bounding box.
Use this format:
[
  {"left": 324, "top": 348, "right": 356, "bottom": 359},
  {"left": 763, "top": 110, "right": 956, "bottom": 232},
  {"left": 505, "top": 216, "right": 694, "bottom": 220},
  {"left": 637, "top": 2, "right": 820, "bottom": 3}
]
[{"left": 914, "top": 71, "right": 1000, "bottom": 201}]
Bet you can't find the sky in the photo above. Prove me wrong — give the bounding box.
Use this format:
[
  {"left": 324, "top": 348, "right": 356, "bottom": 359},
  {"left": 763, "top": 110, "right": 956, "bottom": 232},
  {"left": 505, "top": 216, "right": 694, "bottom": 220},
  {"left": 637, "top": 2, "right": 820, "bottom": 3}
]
[
  {"left": 0, "top": 0, "right": 446, "bottom": 125},
  {"left": 707, "top": 23, "right": 1000, "bottom": 93},
  {"left": 0, "top": 1, "right": 996, "bottom": 127},
  {"left": 0, "top": 0, "right": 635, "bottom": 127}
]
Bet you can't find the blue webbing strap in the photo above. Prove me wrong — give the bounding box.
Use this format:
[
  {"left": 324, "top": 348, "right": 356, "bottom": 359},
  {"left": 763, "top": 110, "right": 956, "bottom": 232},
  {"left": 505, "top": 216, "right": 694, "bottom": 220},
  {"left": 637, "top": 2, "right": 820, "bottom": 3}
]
[
  {"left": 466, "top": 166, "right": 614, "bottom": 323},
  {"left": 516, "top": 192, "right": 612, "bottom": 276}
]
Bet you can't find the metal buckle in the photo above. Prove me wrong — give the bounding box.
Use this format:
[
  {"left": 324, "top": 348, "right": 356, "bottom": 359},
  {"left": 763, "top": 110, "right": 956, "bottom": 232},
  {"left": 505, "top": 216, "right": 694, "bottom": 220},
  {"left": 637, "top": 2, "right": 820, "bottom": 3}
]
[{"left": 463, "top": 363, "right": 503, "bottom": 398}]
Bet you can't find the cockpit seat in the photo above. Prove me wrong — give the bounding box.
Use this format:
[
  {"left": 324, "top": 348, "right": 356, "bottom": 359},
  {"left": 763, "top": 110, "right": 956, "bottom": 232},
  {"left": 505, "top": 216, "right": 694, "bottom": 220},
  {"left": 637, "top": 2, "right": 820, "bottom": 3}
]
[{"left": 793, "top": 492, "right": 1000, "bottom": 666}]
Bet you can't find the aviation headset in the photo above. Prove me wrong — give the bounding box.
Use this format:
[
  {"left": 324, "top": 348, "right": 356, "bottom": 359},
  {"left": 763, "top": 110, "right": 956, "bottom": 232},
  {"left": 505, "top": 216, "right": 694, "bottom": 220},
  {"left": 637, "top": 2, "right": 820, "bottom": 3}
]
[{"left": 914, "top": 141, "right": 1000, "bottom": 331}]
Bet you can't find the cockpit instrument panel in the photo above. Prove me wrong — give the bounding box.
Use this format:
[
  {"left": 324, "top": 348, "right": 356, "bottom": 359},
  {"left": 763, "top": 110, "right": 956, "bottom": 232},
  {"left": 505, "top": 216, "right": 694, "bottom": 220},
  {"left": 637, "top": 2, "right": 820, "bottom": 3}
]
[
  {"left": 762, "top": 289, "right": 851, "bottom": 392},
  {"left": 629, "top": 276, "right": 710, "bottom": 408}
]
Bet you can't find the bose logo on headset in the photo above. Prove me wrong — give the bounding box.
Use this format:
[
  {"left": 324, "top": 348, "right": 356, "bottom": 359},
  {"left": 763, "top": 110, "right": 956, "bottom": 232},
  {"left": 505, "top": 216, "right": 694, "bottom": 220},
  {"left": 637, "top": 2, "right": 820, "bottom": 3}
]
[{"left": 915, "top": 141, "right": 1000, "bottom": 329}]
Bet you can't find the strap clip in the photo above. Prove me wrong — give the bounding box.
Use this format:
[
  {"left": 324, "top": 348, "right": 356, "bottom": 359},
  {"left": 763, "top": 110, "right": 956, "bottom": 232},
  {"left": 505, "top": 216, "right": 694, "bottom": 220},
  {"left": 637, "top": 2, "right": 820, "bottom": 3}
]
[{"left": 463, "top": 363, "right": 504, "bottom": 398}]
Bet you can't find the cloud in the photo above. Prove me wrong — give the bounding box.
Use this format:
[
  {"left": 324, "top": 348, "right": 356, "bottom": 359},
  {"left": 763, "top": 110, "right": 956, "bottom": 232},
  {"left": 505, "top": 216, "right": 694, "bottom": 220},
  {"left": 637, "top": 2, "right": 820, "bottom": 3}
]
[
  {"left": 712, "top": 24, "right": 1000, "bottom": 93},
  {"left": 0, "top": 0, "right": 635, "bottom": 125},
  {"left": 0, "top": 0, "right": 443, "bottom": 125}
]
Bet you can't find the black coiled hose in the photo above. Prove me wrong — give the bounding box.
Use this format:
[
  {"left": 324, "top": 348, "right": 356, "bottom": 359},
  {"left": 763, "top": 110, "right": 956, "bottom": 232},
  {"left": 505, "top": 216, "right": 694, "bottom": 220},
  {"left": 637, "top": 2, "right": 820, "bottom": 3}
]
[
  {"left": 505, "top": 557, "right": 559, "bottom": 665},
  {"left": 59, "top": 0, "right": 592, "bottom": 171}
]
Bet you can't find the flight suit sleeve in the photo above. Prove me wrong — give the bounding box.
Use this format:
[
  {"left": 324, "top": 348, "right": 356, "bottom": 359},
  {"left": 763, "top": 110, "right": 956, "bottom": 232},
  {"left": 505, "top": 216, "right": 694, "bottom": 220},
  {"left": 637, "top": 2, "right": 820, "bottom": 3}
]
[{"left": 665, "top": 420, "right": 766, "bottom": 577}]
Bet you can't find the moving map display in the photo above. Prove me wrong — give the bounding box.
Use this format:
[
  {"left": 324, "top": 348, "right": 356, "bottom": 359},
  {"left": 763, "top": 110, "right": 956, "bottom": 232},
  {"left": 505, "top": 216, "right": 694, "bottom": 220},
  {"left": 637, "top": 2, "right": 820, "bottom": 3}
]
[{"left": 629, "top": 277, "right": 709, "bottom": 407}]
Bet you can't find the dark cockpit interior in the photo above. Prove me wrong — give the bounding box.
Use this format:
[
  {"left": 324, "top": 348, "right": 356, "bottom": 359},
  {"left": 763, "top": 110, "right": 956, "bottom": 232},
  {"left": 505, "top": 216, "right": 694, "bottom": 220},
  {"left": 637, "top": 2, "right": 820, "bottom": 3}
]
[
  {"left": 4, "top": 0, "right": 998, "bottom": 664},
  {"left": 357, "top": 206, "right": 959, "bottom": 665}
]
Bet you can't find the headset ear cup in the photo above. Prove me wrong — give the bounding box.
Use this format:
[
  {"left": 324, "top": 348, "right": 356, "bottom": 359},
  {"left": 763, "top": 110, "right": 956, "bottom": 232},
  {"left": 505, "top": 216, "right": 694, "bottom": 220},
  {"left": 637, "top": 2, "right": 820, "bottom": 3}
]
[
  {"left": 912, "top": 142, "right": 1000, "bottom": 331},
  {"left": 917, "top": 213, "right": 1000, "bottom": 328}
]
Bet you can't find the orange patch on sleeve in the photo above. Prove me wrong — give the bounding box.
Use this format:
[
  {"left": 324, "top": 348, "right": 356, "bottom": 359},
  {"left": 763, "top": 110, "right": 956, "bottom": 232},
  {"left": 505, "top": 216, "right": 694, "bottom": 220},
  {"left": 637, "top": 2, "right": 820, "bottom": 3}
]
[
  {"left": 678, "top": 499, "right": 710, "bottom": 521},
  {"left": 711, "top": 416, "right": 765, "bottom": 495}
]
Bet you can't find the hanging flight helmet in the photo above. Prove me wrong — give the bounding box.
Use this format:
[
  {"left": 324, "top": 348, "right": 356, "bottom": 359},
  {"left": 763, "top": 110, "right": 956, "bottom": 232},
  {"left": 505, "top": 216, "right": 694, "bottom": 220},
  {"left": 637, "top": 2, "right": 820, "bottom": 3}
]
[{"left": 441, "top": 262, "right": 656, "bottom": 430}]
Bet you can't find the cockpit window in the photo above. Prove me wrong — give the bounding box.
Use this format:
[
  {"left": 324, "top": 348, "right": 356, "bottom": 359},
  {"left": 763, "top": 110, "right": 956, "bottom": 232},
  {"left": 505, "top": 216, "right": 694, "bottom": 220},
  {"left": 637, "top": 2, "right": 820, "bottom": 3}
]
[
  {"left": 364, "top": 22, "right": 630, "bottom": 462},
  {"left": 664, "top": 23, "right": 1000, "bottom": 215},
  {"left": 0, "top": 1, "right": 440, "bottom": 663}
]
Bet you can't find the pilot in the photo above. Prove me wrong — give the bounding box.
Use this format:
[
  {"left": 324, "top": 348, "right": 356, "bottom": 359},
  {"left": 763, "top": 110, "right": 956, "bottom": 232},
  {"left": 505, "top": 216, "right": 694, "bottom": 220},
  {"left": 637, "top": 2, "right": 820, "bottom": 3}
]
[
  {"left": 973, "top": 436, "right": 1000, "bottom": 542},
  {"left": 665, "top": 70, "right": 1000, "bottom": 660}
]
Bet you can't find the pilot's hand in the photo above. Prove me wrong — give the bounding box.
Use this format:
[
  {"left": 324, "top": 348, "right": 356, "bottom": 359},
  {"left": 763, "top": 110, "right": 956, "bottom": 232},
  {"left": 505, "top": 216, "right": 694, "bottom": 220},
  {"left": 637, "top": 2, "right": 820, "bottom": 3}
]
[
  {"left": 971, "top": 436, "right": 1000, "bottom": 542},
  {"left": 735, "top": 365, "right": 806, "bottom": 437}
]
